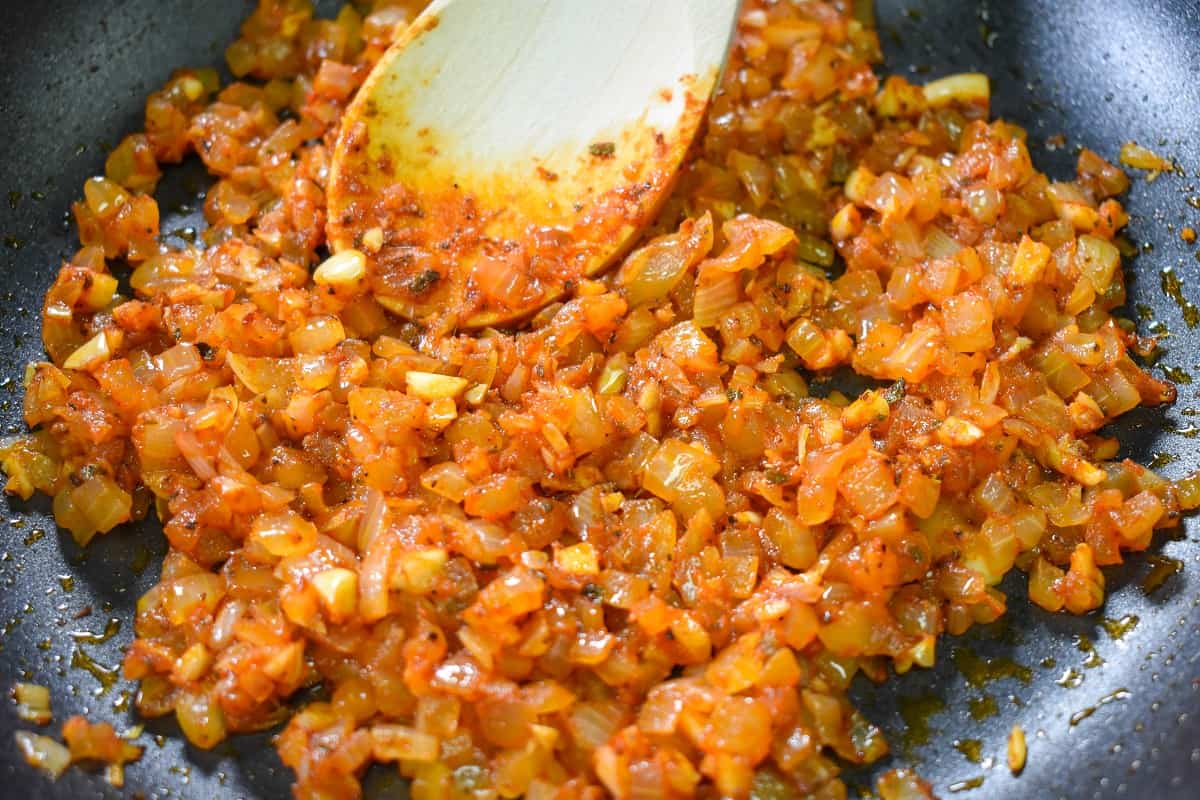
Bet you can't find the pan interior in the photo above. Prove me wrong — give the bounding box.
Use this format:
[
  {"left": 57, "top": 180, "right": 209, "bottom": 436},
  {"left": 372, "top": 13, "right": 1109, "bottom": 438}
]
[{"left": 0, "top": 1, "right": 1197, "bottom": 797}]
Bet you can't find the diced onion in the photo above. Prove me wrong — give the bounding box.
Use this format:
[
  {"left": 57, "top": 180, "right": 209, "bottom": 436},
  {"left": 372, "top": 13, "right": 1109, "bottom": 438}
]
[
  {"left": 1119, "top": 142, "right": 1173, "bottom": 172},
  {"left": 313, "top": 248, "right": 367, "bottom": 287},
  {"left": 406, "top": 371, "right": 469, "bottom": 401},
  {"left": 63, "top": 332, "right": 111, "bottom": 371},
  {"left": 618, "top": 215, "right": 713, "bottom": 307},
  {"left": 14, "top": 731, "right": 71, "bottom": 779},
  {"left": 922, "top": 72, "right": 989, "bottom": 107},
  {"left": 175, "top": 690, "right": 226, "bottom": 749},
  {"left": 1075, "top": 234, "right": 1120, "bottom": 293},
  {"left": 372, "top": 724, "right": 440, "bottom": 762},
  {"left": 692, "top": 268, "right": 741, "bottom": 329},
  {"left": 1008, "top": 724, "right": 1027, "bottom": 774},
  {"left": 13, "top": 683, "right": 52, "bottom": 725}
]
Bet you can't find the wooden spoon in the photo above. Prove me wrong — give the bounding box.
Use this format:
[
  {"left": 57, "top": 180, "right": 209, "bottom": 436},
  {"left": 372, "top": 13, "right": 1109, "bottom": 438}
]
[{"left": 327, "top": 0, "right": 741, "bottom": 328}]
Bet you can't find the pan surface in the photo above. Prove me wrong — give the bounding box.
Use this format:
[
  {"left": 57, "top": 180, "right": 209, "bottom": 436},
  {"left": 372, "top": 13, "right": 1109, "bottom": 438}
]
[{"left": 0, "top": 1, "right": 1197, "bottom": 797}]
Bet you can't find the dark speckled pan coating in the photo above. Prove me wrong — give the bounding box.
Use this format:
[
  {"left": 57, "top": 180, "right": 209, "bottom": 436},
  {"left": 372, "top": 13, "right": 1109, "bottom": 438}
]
[{"left": 0, "top": 1, "right": 1196, "bottom": 797}]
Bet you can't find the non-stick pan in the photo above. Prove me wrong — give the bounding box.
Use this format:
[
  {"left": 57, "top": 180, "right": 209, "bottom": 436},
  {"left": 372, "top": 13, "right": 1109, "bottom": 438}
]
[{"left": 0, "top": 1, "right": 1197, "bottom": 797}]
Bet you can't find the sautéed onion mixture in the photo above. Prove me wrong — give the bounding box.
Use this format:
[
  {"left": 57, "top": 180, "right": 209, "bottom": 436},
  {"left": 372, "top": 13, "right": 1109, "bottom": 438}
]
[{"left": 2, "top": 1, "right": 1192, "bottom": 798}]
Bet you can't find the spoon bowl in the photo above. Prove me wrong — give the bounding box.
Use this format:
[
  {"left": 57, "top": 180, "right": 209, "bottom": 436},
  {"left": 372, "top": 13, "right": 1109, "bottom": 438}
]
[{"left": 327, "top": 0, "right": 741, "bottom": 328}]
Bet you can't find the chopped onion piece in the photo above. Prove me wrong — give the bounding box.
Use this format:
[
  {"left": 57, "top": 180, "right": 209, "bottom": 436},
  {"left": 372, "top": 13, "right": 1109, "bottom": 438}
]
[
  {"left": 14, "top": 731, "right": 70, "bottom": 779},
  {"left": 405, "top": 371, "right": 469, "bottom": 401},
  {"left": 922, "top": 72, "right": 989, "bottom": 107},
  {"left": 314, "top": 248, "right": 367, "bottom": 287},
  {"left": 13, "top": 683, "right": 52, "bottom": 725},
  {"left": 62, "top": 332, "right": 111, "bottom": 371}
]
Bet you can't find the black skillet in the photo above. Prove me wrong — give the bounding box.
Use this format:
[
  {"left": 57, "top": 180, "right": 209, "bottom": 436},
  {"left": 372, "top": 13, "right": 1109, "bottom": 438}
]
[{"left": 0, "top": 1, "right": 1198, "bottom": 797}]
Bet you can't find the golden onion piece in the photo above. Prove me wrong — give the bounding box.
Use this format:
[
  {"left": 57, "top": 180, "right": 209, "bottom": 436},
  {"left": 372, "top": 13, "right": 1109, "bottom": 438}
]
[
  {"left": 313, "top": 248, "right": 367, "bottom": 287},
  {"left": 13, "top": 683, "right": 52, "bottom": 725},
  {"left": 922, "top": 72, "right": 990, "bottom": 107},
  {"left": 14, "top": 731, "right": 70, "bottom": 779}
]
